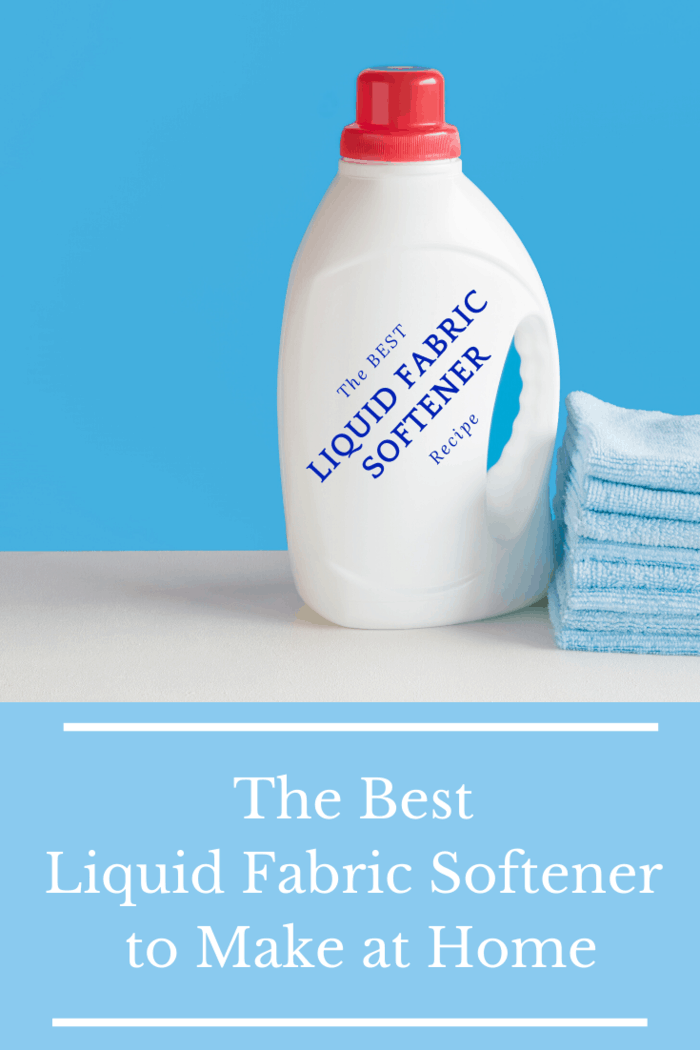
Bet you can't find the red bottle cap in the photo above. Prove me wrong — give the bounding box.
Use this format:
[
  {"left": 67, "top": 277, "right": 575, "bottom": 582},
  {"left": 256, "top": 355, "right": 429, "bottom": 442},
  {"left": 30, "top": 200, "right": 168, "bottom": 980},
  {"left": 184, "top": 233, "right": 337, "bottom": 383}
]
[{"left": 340, "top": 67, "right": 460, "bottom": 163}]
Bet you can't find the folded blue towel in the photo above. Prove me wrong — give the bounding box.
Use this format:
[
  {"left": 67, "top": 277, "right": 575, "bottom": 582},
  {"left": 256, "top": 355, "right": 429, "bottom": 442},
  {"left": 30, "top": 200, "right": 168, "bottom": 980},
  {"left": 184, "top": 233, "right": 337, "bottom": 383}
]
[
  {"left": 549, "top": 579, "right": 700, "bottom": 654},
  {"left": 552, "top": 605, "right": 700, "bottom": 637},
  {"left": 557, "top": 429, "right": 700, "bottom": 521},
  {"left": 585, "top": 476, "right": 700, "bottom": 520},
  {"left": 554, "top": 567, "right": 700, "bottom": 621},
  {"left": 561, "top": 475, "right": 700, "bottom": 548},
  {"left": 566, "top": 535, "right": 700, "bottom": 568},
  {"left": 555, "top": 559, "right": 700, "bottom": 615},
  {"left": 565, "top": 391, "right": 700, "bottom": 493},
  {"left": 570, "top": 557, "right": 700, "bottom": 593}
]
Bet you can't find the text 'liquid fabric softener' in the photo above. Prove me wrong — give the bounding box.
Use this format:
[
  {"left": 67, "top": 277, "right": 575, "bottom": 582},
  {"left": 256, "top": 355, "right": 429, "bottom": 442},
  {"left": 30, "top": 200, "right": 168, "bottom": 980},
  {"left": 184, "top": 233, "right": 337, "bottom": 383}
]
[{"left": 278, "top": 68, "right": 559, "bottom": 628}]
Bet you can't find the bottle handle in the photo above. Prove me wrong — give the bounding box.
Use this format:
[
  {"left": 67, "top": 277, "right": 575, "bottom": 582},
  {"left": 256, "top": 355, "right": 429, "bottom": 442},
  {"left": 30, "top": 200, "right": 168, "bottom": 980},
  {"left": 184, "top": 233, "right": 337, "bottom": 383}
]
[{"left": 485, "top": 313, "right": 559, "bottom": 543}]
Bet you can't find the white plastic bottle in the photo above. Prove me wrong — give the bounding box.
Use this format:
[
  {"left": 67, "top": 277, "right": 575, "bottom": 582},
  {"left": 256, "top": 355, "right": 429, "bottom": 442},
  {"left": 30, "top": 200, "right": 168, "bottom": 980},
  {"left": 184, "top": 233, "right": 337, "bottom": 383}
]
[{"left": 278, "top": 67, "right": 559, "bottom": 629}]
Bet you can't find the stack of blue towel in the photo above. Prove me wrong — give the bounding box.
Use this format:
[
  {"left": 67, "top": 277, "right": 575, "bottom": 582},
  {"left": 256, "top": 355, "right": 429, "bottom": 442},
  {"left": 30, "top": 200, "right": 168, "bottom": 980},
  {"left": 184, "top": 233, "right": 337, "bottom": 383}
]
[{"left": 549, "top": 392, "right": 700, "bottom": 654}]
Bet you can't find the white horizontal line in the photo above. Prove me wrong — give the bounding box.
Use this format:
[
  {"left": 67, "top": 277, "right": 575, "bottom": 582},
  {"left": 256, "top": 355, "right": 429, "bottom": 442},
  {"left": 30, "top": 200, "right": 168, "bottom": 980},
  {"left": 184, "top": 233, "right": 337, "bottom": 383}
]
[
  {"left": 51, "top": 1018, "right": 648, "bottom": 1028},
  {"left": 63, "top": 722, "right": 658, "bottom": 733}
]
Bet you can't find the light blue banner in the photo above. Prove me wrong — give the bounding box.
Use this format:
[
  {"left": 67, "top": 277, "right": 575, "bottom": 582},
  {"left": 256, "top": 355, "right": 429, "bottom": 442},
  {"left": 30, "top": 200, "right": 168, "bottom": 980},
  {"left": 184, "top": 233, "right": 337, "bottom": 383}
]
[{"left": 0, "top": 702, "right": 696, "bottom": 1047}]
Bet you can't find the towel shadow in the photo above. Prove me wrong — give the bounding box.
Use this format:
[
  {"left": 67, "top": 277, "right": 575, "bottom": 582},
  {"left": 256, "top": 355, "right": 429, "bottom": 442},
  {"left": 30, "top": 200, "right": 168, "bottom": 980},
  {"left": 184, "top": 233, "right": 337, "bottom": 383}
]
[{"left": 457, "top": 602, "right": 559, "bottom": 652}]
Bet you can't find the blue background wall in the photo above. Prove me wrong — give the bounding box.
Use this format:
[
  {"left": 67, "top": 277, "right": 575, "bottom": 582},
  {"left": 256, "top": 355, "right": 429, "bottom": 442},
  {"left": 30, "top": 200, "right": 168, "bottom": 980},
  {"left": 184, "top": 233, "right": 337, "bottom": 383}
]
[{"left": 2, "top": 0, "right": 698, "bottom": 551}]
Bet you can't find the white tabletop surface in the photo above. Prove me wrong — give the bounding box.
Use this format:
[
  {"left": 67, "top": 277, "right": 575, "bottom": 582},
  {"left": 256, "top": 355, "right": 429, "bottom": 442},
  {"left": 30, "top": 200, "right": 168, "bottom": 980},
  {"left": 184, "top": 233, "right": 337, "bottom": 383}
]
[{"left": 1, "top": 551, "right": 697, "bottom": 703}]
